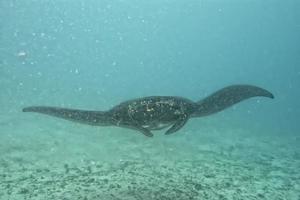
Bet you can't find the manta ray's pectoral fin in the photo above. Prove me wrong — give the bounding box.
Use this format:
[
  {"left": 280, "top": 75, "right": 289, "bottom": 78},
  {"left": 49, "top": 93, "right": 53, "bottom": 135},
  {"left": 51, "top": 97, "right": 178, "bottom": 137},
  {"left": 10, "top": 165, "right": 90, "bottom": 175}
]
[{"left": 165, "top": 115, "right": 189, "bottom": 135}]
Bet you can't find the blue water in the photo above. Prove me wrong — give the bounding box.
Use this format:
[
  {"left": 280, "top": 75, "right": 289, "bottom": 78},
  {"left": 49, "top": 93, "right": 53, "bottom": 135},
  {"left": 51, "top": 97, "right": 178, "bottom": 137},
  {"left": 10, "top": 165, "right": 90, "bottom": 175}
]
[{"left": 1, "top": 0, "right": 299, "bottom": 199}]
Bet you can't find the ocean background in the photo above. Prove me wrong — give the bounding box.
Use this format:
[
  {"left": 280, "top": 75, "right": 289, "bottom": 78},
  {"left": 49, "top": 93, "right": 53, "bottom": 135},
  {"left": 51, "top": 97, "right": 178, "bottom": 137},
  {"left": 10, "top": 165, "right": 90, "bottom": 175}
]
[{"left": 0, "top": 0, "right": 299, "bottom": 199}]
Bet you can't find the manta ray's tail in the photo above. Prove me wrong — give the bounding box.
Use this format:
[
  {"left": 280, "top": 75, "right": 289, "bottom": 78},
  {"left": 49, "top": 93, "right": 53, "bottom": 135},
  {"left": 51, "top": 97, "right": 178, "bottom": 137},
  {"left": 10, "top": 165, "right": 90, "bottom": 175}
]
[
  {"left": 191, "top": 85, "right": 274, "bottom": 117},
  {"left": 22, "top": 106, "right": 112, "bottom": 126}
]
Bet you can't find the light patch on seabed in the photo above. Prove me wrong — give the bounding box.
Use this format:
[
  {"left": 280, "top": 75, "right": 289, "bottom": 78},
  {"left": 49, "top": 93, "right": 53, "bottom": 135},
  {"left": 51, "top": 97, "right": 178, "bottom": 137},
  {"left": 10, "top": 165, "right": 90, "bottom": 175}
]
[{"left": 0, "top": 114, "right": 299, "bottom": 199}]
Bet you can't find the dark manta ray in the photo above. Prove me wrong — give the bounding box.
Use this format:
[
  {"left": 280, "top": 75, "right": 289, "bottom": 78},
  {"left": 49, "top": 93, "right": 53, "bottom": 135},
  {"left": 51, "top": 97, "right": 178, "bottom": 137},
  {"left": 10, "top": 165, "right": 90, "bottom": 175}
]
[{"left": 23, "top": 85, "right": 274, "bottom": 137}]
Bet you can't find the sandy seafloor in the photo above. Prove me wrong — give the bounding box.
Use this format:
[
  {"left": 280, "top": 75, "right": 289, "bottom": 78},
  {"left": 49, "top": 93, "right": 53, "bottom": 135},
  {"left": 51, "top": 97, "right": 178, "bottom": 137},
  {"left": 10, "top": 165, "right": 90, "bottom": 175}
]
[{"left": 0, "top": 112, "right": 299, "bottom": 200}]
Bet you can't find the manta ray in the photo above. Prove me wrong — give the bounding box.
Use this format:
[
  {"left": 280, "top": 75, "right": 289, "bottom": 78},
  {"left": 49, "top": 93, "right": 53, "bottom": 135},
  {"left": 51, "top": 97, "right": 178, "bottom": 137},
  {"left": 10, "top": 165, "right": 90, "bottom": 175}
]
[{"left": 23, "top": 84, "right": 274, "bottom": 137}]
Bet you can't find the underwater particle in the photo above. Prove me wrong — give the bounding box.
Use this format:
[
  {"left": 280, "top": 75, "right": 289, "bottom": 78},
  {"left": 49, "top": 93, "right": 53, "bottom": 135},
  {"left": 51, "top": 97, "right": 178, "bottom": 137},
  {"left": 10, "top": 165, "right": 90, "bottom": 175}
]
[{"left": 17, "top": 50, "right": 27, "bottom": 58}]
